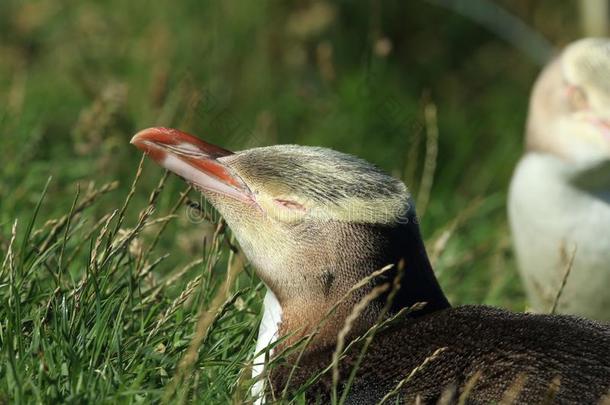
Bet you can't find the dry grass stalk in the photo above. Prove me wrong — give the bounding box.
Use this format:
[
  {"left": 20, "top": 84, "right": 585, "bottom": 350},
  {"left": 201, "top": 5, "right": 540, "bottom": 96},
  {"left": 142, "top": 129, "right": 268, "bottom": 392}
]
[
  {"left": 1, "top": 220, "right": 19, "bottom": 278},
  {"left": 89, "top": 209, "right": 119, "bottom": 272},
  {"left": 337, "top": 262, "right": 408, "bottom": 404},
  {"left": 428, "top": 197, "right": 484, "bottom": 269},
  {"left": 402, "top": 116, "right": 423, "bottom": 187},
  {"left": 331, "top": 283, "right": 390, "bottom": 401},
  {"left": 163, "top": 249, "right": 246, "bottom": 403},
  {"left": 341, "top": 301, "right": 428, "bottom": 356},
  {"left": 437, "top": 384, "right": 457, "bottom": 405},
  {"left": 599, "top": 389, "right": 610, "bottom": 405},
  {"left": 136, "top": 253, "right": 169, "bottom": 280},
  {"left": 67, "top": 209, "right": 119, "bottom": 299},
  {"left": 499, "top": 373, "right": 528, "bottom": 405},
  {"left": 140, "top": 215, "right": 179, "bottom": 228},
  {"left": 416, "top": 101, "right": 439, "bottom": 218},
  {"left": 541, "top": 376, "right": 561, "bottom": 405},
  {"left": 141, "top": 258, "right": 205, "bottom": 305},
  {"left": 144, "top": 185, "right": 192, "bottom": 256},
  {"left": 30, "top": 181, "right": 95, "bottom": 237},
  {"left": 282, "top": 264, "right": 415, "bottom": 402},
  {"left": 57, "top": 184, "right": 81, "bottom": 277},
  {"left": 148, "top": 223, "right": 225, "bottom": 343},
  {"left": 102, "top": 205, "right": 154, "bottom": 270},
  {"left": 376, "top": 346, "right": 448, "bottom": 405},
  {"left": 232, "top": 372, "right": 252, "bottom": 405},
  {"left": 111, "top": 154, "right": 145, "bottom": 238},
  {"left": 286, "top": 301, "right": 427, "bottom": 403},
  {"left": 278, "top": 264, "right": 395, "bottom": 398},
  {"left": 550, "top": 243, "right": 577, "bottom": 315},
  {"left": 457, "top": 370, "right": 482, "bottom": 405},
  {"left": 579, "top": 0, "right": 609, "bottom": 37},
  {"left": 163, "top": 258, "right": 205, "bottom": 288},
  {"left": 65, "top": 212, "right": 117, "bottom": 268},
  {"left": 147, "top": 273, "right": 203, "bottom": 343},
  {"left": 37, "top": 180, "right": 118, "bottom": 252},
  {"left": 105, "top": 171, "right": 168, "bottom": 275}
]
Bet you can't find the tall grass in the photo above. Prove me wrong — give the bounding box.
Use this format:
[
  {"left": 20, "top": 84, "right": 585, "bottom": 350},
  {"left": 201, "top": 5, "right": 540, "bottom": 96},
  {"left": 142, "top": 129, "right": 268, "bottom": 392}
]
[{"left": 0, "top": 173, "right": 264, "bottom": 403}]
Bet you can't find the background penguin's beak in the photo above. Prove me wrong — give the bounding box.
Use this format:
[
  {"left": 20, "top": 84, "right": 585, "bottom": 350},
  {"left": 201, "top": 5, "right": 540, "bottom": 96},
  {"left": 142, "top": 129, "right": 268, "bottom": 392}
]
[
  {"left": 594, "top": 118, "right": 610, "bottom": 141},
  {"left": 131, "top": 127, "right": 254, "bottom": 203},
  {"left": 573, "top": 112, "right": 610, "bottom": 143}
]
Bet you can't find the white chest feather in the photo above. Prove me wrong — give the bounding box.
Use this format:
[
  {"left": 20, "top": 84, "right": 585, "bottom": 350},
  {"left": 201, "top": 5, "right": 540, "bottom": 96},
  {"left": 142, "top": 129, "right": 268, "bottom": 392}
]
[
  {"left": 252, "top": 289, "right": 283, "bottom": 404},
  {"left": 508, "top": 153, "right": 610, "bottom": 320}
]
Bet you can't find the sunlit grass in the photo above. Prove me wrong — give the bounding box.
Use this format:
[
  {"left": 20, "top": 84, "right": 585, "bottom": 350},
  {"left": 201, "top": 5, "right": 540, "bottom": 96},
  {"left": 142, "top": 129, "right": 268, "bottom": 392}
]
[{"left": 0, "top": 172, "right": 263, "bottom": 402}]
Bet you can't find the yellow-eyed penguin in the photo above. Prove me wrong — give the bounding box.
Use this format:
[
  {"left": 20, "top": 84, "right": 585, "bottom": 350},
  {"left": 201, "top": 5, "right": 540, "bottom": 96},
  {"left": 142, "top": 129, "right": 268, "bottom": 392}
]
[
  {"left": 132, "top": 127, "right": 610, "bottom": 404},
  {"left": 509, "top": 38, "right": 610, "bottom": 321}
]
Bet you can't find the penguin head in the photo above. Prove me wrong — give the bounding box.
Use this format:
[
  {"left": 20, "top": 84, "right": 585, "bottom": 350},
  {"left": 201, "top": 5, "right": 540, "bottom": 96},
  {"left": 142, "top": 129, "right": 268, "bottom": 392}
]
[
  {"left": 527, "top": 37, "right": 610, "bottom": 163},
  {"left": 131, "top": 127, "right": 415, "bottom": 307}
]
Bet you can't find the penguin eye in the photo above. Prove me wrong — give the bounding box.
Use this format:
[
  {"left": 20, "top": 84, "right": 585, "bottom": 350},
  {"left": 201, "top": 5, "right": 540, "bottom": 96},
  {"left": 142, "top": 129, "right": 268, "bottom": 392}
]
[
  {"left": 566, "top": 84, "right": 589, "bottom": 110},
  {"left": 273, "top": 198, "right": 306, "bottom": 211}
]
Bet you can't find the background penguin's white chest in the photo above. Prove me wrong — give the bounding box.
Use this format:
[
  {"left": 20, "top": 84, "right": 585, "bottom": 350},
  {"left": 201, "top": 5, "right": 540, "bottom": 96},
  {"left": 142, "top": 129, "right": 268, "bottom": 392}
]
[{"left": 508, "top": 153, "right": 610, "bottom": 320}]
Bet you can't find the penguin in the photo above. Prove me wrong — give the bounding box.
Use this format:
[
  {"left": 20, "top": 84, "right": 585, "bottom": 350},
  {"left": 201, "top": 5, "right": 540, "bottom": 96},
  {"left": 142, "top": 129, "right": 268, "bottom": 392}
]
[
  {"left": 132, "top": 127, "right": 610, "bottom": 404},
  {"left": 508, "top": 38, "right": 610, "bottom": 321}
]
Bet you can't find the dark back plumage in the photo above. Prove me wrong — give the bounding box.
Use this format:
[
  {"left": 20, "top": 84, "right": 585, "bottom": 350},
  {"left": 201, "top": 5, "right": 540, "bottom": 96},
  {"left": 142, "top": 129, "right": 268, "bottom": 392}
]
[{"left": 272, "top": 306, "right": 610, "bottom": 404}]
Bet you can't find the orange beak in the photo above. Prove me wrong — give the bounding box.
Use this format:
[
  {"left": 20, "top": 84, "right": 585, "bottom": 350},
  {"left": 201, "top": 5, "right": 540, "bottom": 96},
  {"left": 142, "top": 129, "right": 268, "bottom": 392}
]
[{"left": 131, "top": 127, "right": 255, "bottom": 203}]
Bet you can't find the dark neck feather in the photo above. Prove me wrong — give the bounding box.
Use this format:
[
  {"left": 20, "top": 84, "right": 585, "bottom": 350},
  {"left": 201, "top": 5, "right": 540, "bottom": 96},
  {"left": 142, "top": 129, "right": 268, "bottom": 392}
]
[{"left": 373, "top": 220, "right": 450, "bottom": 317}]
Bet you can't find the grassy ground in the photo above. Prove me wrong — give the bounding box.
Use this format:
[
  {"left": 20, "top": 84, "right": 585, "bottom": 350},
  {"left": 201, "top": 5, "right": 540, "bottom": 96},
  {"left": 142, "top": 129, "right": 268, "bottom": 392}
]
[{"left": 0, "top": 0, "right": 586, "bottom": 403}]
